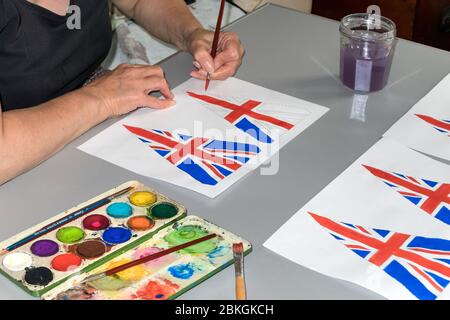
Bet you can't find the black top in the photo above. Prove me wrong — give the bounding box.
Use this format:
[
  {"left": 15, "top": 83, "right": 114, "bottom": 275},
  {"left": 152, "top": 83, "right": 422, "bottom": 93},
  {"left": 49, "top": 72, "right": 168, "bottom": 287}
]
[{"left": 0, "top": 0, "right": 112, "bottom": 111}]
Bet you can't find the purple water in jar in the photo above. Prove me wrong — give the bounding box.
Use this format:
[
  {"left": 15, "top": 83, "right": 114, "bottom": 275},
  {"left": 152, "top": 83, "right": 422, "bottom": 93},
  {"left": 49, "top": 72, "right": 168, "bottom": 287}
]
[{"left": 340, "top": 14, "right": 397, "bottom": 92}]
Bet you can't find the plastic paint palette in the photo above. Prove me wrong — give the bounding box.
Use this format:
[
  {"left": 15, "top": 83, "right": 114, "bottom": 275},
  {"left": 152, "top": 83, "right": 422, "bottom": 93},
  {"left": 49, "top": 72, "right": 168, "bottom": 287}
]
[
  {"left": 43, "top": 215, "right": 252, "bottom": 300},
  {"left": 0, "top": 181, "right": 186, "bottom": 297}
]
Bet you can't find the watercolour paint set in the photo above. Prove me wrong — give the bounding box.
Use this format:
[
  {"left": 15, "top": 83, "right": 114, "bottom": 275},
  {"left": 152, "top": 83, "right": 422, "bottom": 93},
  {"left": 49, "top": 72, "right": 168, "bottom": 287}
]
[
  {"left": 0, "top": 181, "right": 188, "bottom": 297},
  {"left": 42, "top": 215, "right": 251, "bottom": 300},
  {"left": 0, "top": 181, "right": 251, "bottom": 299}
]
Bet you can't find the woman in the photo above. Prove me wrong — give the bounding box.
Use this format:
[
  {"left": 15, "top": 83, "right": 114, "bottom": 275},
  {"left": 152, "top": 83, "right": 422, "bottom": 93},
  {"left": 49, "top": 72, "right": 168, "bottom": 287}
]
[{"left": 0, "top": 0, "right": 244, "bottom": 184}]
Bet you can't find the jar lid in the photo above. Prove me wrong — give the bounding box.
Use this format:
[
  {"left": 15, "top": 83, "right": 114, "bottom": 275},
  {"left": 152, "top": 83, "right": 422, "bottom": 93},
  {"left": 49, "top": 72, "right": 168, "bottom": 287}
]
[{"left": 340, "top": 13, "right": 396, "bottom": 42}]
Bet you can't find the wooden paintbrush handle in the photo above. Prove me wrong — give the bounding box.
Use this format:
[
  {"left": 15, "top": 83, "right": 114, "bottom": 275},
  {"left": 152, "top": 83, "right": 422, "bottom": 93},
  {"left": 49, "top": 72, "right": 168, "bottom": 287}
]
[
  {"left": 235, "top": 275, "right": 247, "bottom": 300},
  {"left": 105, "top": 233, "right": 217, "bottom": 276},
  {"left": 210, "top": 0, "right": 226, "bottom": 58}
]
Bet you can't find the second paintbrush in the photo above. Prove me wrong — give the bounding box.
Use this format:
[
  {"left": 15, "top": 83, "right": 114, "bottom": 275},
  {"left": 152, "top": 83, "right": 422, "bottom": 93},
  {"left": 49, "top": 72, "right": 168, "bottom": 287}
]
[
  {"left": 205, "top": 0, "right": 226, "bottom": 91},
  {"left": 233, "top": 242, "right": 247, "bottom": 300}
]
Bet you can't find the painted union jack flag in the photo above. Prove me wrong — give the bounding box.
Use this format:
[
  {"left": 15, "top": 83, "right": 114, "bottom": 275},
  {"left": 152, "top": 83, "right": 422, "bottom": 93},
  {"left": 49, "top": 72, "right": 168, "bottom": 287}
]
[
  {"left": 416, "top": 114, "right": 450, "bottom": 137},
  {"left": 309, "top": 212, "right": 450, "bottom": 300},
  {"left": 124, "top": 125, "right": 260, "bottom": 186},
  {"left": 186, "top": 91, "right": 294, "bottom": 144},
  {"left": 363, "top": 165, "right": 450, "bottom": 226}
]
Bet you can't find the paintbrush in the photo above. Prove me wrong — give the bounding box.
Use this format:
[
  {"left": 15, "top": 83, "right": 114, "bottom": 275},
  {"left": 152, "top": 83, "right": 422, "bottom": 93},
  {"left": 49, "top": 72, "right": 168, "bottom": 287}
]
[
  {"left": 233, "top": 242, "right": 246, "bottom": 300},
  {"left": 0, "top": 185, "right": 135, "bottom": 256},
  {"left": 204, "top": 0, "right": 226, "bottom": 91},
  {"left": 81, "top": 233, "right": 218, "bottom": 284}
]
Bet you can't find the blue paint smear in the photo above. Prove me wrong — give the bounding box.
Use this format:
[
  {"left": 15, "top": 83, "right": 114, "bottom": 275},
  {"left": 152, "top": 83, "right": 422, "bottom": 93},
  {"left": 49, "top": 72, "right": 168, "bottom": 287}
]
[
  {"left": 384, "top": 260, "right": 437, "bottom": 300},
  {"left": 408, "top": 236, "right": 450, "bottom": 251},
  {"left": 343, "top": 222, "right": 355, "bottom": 228},
  {"left": 435, "top": 206, "right": 450, "bottom": 226},
  {"left": 436, "top": 258, "right": 450, "bottom": 266},
  {"left": 422, "top": 179, "right": 438, "bottom": 188},
  {"left": 404, "top": 196, "right": 421, "bottom": 205},
  {"left": 168, "top": 263, "right": 195, "bottom": 280},
  {"left": 154, "top": 149, "right": 170, "bottom": 157},
  {"left": 425, "top": 270, "right": 450, "bottom": 287},
  {"left": 383, "top": 181, "right": 396, "bottom": 188},
  {"left": 224, "top": 155, "right": 251, "bottom": 164},
  {"left": 177, "top": 159, "right": 217, "bottom": 185},
  {"left": 330, "top": 233, "right": 344, "bottom": 241},
  {"left": 235, "top": 118, "right": 273, "bottom": 143},
  {"left": 203, "top": 139, "right": 260, "bottom": 153},
  {"left": 178, "top": 133, "right": 192, "bottom": 141},
  {"left": 211, "top": 164, "right": 232, "bottom": 177},
  {"left": 352, "top": 249, "right": 370, "bottom": 259},
  {"left": 373, "top": 228, "right": 390, "bottom": 238},
  {"left": 394, "top": 172, "right": 407, "bottom": 179},
  {"left": 207, "top": 245, "right": 228, "bottom": 260}
]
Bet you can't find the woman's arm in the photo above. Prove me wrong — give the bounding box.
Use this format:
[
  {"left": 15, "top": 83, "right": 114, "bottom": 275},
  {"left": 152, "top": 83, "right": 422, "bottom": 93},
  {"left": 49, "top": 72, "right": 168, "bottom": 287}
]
[
  {"left": 0, "top": 88, "right": 107, "bottom": 184},
  {"left": 112, "top": 0, "right": 245, "bottom": 81},
  {"left": 112, "top": 0, "right": 201, "bottom": 50},
  {"left": 0, "top": 64, "right": 174, "bottom": 185}
]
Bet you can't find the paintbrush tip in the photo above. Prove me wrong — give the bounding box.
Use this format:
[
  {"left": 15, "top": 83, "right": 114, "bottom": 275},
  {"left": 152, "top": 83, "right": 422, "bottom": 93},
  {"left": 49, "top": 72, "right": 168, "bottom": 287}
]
[
  {"left": 233, "top": 242, "right": 244, "bottom": 253},
  {"left": 80, "top": 272, "right": 106, "bottom": 284},
  {"left": 0, "top": 249, "right": 7, "bottom": 256}
]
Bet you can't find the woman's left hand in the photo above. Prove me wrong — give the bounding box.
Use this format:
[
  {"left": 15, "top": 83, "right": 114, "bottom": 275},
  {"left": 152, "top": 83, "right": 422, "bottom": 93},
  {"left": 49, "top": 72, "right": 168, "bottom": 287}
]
[{"left": 185, "top": 29, "right": 245, "bottom": 80}]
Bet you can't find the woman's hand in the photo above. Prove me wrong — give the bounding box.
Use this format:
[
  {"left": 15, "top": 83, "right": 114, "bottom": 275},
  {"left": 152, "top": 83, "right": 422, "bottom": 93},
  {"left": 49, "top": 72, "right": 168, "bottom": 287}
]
[
  {"left": 84, "top": 64, "right": 175, "bottom": 118},
  {"left": 186, "top": 29, "right": 245, "bottom": 81}
]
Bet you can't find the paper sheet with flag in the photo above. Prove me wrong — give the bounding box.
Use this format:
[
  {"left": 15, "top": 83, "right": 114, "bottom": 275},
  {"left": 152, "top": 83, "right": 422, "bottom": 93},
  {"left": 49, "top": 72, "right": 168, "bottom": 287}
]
[
  {"left": 264, "top": 138, "right": 450, "bottom": 300},
  {"left": 383, "top": 73, "right": 450, "bottom": 161},
  {"left": 182, "top": 77, "right": 328, "bottom": 147},
  {"left": 78, "top": 77, "right": 328, "bottom": 197}
]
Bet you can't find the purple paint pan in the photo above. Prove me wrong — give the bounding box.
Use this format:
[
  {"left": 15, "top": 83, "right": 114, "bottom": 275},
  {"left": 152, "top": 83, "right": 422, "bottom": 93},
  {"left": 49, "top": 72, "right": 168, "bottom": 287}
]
[{"left": 30, "top": 240, "right": 59, "bottom": 257}]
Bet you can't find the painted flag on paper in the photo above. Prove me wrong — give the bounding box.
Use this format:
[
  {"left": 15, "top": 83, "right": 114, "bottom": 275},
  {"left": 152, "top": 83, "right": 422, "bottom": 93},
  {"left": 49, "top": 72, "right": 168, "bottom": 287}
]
[
  {"left": 382, "top": 74, "right": 450, "bottom": 161},
  {"left": 124, "top": 125, "right": 260, "bottom": 186},
  {"left": 186, "top": 91, "right": 298, "bottom": 144},
  {"left": 415, "top": 114, "right": 450, "bottom": 137},
  {"left": 363, "top": 165, "right": 450, "bottom": 225},
  {"left": 309, "top": 212, "right": 450, "bottom": 300}
]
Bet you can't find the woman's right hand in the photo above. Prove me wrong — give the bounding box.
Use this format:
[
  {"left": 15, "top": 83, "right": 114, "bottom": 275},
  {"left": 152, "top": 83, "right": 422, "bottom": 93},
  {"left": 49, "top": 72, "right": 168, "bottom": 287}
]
[{"left": 84, "top": 64, "right": 176, "bottom": 118}]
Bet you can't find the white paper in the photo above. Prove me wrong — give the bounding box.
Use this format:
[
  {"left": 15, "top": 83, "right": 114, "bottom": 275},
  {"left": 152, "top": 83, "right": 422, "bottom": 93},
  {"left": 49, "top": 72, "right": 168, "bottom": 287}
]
[
  {"left": 79, "top": 77, "right": 328, "bottom": 197},
  {"left": 384, "top": 73, "right": 450, "bottom": 161},
  {"left": 264, "top": 138, "right": 450, "bottom": 300}
]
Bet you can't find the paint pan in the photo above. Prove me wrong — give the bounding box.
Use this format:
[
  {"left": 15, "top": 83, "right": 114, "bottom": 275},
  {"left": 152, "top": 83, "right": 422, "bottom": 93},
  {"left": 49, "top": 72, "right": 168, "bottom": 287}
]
[
  {"left": 82, "top": 215, "right": 111, "bottom": 231},
  {"left": 102, "top": 227, "right": 132, "bottom": 245},
  {"left": 164, "top": 225, "right": 219, "bottom": 254},
  {"left": 30, "top": 240, "right": 59, "bottom": 257},
  {"left": 3, "top": 252, "right": 32, "bottom": 272},
  {"left": 51, "top": 254, "right": 82, "bottom": 272},
  {"left": 56, "top": 227, "right": 85, "bottom": 244},
  {"left": 43, "top": 215, "right": 252, "bottom": 300},
  {"left": 24, "top": 267, "right": 54, "bottom": 286},
  {"left": 75, "top": 240, "right": 108, "bottom": 259},
  {"left": 129, "top": 191, "right": 157, "bottom": 207},
  {"left": 106, "top": 202, "right": 132, "bottom": 218},
  {"left": 127, "top": 216, "right": 155, "bottom": 231},
  {"left": 0, "top": 180, "right": 186, "bottom": 297},
  {"left": 148, "top": 202, "right": 179, "bottom": 219}
]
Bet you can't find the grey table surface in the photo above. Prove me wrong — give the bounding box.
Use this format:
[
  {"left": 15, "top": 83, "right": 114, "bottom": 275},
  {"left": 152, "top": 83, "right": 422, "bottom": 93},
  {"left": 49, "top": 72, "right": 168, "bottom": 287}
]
[{"left": 1, "top": 4, "right": 450, "bottom": 300}]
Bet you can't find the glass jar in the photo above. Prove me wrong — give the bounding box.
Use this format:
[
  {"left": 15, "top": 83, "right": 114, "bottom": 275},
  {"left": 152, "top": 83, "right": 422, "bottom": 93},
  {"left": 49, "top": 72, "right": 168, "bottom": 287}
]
[{"left": 340, "top": 13, "right": 397, "bottom": 92}]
